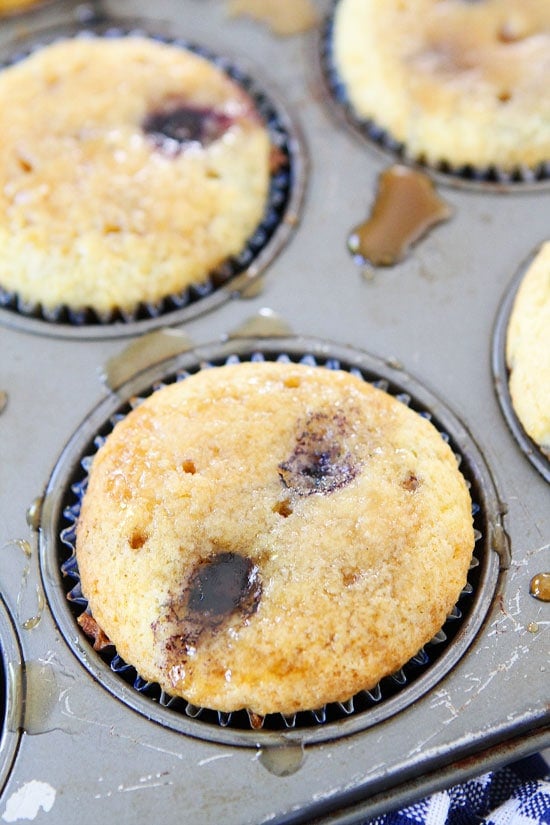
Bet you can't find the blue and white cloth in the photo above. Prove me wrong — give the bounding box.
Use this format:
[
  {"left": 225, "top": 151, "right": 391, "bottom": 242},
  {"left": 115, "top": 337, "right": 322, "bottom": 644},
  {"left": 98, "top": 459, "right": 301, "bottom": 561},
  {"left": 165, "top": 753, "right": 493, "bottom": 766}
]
[{"left": 366, "top": 755, "right": 550, "bottom": 825}]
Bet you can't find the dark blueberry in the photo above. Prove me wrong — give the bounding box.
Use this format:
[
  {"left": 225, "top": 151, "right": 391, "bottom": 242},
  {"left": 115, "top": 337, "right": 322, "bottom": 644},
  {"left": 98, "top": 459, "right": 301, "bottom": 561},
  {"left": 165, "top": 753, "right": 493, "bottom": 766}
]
[
  {"left": 142, "top": 103, "right": 233, "bottom": 152},
  {"left": 158, "top": 552, "right": 262, "bottom": 664},
  {"left": 279, "top": 411, "right": 359, "bottom": 496},
  {"left": 186, "top": 552, "right": 262, "bottom": 626}
]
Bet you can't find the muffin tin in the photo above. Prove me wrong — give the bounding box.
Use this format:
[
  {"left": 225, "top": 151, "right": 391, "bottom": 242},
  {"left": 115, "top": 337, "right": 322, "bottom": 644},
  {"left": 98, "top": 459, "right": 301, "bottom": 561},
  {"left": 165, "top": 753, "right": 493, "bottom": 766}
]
[
  {"left": 0, "top": 1, "right": 548, "bottom": 823},
  {"left": 0, "top": 19, "right": 306, "bottom": 339},
  {"left": 43, "top": 338, "right": 500, "bottom": 745}
]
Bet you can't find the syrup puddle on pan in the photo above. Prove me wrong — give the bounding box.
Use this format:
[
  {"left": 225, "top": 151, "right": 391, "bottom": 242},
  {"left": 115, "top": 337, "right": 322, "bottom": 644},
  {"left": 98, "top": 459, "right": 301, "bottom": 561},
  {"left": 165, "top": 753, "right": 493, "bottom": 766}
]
[{"left": 348, "top": 165, "right": 452, "bottom": 270}]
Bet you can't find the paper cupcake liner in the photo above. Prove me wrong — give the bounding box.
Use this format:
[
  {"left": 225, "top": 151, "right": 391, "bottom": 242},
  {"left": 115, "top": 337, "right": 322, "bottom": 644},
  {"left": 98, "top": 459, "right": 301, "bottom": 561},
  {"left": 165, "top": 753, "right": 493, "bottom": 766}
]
[
  {"left": 492, "top": 250, "right": 550, "bottom": 483},
  {"left": 51, "top": 344, "right": 490, "bottom": 742},
  {"left": 319, "top": 3, "right": 550, "bottom": 191},
  {"left": 0, "top": 24, "right": 304, "bottom": 338}
]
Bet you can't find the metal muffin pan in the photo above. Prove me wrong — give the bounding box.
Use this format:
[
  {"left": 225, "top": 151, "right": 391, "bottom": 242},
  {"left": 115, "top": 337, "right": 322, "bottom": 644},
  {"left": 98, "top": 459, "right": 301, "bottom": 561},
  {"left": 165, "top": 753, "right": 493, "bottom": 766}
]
[
  {"left": 41, "top": 337, "right": 499, "bottom": 747},
  {"left": 0, "top": 1, "right": 548, "bottom": 823}
]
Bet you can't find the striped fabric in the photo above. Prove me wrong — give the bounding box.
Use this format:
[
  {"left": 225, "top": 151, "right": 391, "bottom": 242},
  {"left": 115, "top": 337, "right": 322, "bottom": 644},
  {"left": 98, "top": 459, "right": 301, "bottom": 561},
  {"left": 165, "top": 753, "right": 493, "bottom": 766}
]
[{"left": 366, "top": 755, "right": 550, "bottom": 825}]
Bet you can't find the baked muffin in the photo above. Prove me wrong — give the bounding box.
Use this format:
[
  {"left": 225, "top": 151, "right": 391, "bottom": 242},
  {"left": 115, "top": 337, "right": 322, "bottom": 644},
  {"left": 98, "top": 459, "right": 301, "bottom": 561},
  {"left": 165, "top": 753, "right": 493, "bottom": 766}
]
[
  {"left": 332, "top": 0, "right": 550, "bottom": 171},
  {"left": 0, "top": 36, "right": 271, "bottom": 314},
  {"left": 75, "top": 360, "right": 475, "bottom": 716},
  {"left": 0, "top": 0, "right": 43, "bottom": 14},
  {"left": 506, "top": 243, "right": 550, "bottom": 458}
]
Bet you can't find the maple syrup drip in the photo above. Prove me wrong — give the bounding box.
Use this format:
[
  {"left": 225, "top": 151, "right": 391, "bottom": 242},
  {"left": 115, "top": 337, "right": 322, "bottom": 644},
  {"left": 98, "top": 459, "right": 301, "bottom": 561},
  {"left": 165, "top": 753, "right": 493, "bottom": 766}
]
[
  {"left": 227, "top": 308, "right": 292, "bottom": 339},
  {"left": 21, "top": 589, "right": 44, "bottom": 631},
  {"left": 348, "top": 165, "right": 452, "bottom": 266},
  {"left": 103, "top": 328, "right": 193, "bottom": 392},
  {"left": 8, "top": 538, "right": 32, "bottom": 558},
  {"left": 259, "top": 744, "right": 305, "bottom": 776},
  {"left": 529, "top": 572, "right": 550, "bottom": 602},
  {"left": 26, "top": 497, "right": 43, "bottom": 530}
]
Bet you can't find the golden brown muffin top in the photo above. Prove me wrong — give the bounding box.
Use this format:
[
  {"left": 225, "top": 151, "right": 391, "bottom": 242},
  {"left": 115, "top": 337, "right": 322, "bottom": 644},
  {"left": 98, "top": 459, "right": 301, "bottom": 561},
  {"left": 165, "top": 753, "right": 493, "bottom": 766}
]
[{"left": 76, "top": 361, "right": 475, "bottom": 716}]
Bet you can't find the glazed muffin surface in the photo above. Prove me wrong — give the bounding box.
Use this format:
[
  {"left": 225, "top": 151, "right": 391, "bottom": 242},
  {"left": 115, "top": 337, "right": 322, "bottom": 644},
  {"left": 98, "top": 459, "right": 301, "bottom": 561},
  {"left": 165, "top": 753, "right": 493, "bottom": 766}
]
[
  {"left": 0, "top": 0, "right": 43, "bottom": 13},
  {"left": 76, "top": 361, "right": 475, "bottom": 716},
  {"left": 0, "top": 36, "right": 271, "bottom": 313},
  {"left": 506, "top": 243, "right": 550, "bottom": 457},
  {"left": 333, "top": 0, "right": 550, "bottom": 171}
]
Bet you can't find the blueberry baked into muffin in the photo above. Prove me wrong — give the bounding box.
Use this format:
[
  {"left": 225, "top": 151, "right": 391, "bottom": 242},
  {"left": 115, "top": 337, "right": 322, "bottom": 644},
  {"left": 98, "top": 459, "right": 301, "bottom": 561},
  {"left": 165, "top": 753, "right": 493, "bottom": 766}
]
[
  {"left": 332, "top": 0, "right": 550, "bottom": 172},
  {"left": 0, "top": 36, "right": 271, "bottom": 314},
  {"left": 506, "top": 243, "right": 550, "bottom": 459},
  {"left": 75, "top": 361, "right": 475, "bottom": 716}
]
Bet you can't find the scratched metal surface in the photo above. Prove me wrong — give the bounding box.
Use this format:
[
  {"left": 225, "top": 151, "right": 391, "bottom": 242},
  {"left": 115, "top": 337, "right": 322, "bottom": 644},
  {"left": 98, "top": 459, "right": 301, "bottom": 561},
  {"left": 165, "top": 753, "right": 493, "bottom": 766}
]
[{"left": 0, "top": 1, "right": 549, "bottom": 823}]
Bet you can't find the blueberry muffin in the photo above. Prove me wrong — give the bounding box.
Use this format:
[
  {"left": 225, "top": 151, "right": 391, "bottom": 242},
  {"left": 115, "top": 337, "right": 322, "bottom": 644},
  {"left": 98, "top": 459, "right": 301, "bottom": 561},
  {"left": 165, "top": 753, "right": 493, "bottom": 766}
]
[
  {"left": 332, "top": 0, "right": 550, "bottom": 171},
  {"left": 0, "top": 0, "right": 43, "bottom": 14},
  {"left": 76, "top": 360, "right": 475, "bottom": 716},
  {"left": 506, "top": 242, "right": 550, "bottom": 458},
  {"left": 0, "top": 36, "right": 271, "bottom": 314}
]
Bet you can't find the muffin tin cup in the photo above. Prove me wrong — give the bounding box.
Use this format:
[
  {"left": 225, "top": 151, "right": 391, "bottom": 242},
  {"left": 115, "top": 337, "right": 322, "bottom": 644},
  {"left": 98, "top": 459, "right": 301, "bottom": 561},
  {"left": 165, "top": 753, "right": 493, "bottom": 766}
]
[
  {"left": 318, "top": 2, "right": 550, "bottom": 193},
  {"left": 0, "top": 20, "right": 306, "bottom": 340},
  {"left": 38, "top": 336, "right": 504, "bottom": 748},
  {"left": 492, "top": 247, "right": 550, "bottom": 483},
  {"left": 0, "top": 595, "right": 23, "bottom": 797}
]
